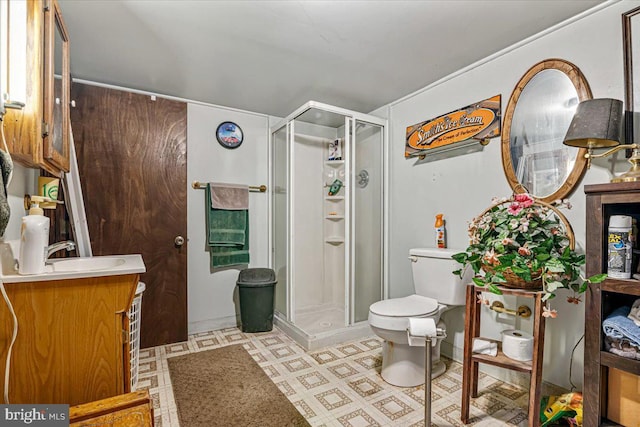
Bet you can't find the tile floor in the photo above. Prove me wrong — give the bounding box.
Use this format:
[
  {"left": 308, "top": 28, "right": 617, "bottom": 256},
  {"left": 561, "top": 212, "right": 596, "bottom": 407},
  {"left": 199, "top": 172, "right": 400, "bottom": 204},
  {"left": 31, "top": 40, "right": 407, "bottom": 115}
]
[{"left": 137, "top": 326, "right": 535, "bottom": 426}]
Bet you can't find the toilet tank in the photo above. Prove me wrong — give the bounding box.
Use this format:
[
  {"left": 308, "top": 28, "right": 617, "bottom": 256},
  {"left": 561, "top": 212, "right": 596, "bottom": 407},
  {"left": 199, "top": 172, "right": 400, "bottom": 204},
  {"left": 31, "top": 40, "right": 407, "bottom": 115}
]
[{"left": 409, "top": 248, "right": 472, "bottom": 306}]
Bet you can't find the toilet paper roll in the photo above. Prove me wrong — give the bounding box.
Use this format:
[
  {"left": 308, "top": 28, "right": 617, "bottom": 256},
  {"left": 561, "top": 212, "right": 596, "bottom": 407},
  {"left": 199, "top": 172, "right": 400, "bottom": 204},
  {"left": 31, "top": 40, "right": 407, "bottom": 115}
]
[
  {"left": 407, "top": 318, "right": 436, "bottom": 347},
  {"left": 501, "top": 329, "right": 534, "bottom": 362}
]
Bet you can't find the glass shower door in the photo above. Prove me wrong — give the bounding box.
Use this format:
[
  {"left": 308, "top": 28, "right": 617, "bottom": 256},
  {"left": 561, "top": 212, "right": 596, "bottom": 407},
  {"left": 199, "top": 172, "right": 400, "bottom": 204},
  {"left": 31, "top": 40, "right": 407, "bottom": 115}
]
[
  {"left": 272, "top": 125, "right": 288, "bottom": 319},
  {"left": 351, "top": 120, "right": 384, "bottom": 323}
]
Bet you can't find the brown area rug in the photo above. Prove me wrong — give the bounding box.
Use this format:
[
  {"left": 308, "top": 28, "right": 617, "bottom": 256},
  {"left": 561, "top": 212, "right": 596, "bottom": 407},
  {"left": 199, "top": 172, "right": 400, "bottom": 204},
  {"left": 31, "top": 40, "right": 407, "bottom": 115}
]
[{"left": 168, "top": 344, "right": 310, "bottom": 427}]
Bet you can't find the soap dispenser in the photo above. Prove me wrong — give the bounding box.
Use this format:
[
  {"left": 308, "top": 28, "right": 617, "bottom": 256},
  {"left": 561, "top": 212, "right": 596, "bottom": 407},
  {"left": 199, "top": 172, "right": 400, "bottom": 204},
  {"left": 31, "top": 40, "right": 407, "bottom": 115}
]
[{"left": 19, "top": 196, "right": 50, "bottom": 275}]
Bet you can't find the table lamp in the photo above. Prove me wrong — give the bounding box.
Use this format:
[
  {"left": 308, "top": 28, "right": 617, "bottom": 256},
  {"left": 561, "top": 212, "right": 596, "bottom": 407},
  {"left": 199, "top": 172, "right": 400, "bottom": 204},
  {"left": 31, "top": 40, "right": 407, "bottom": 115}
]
[{"left": 563, "top": 98, "right": 640, "bottom": 182}]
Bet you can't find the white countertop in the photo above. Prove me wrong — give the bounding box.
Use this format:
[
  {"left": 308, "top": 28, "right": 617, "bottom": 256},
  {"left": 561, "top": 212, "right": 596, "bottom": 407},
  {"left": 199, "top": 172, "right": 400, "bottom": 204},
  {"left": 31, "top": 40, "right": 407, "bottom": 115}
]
[{"left": 0, "top": 254, "right": 146, "bottom": 283}]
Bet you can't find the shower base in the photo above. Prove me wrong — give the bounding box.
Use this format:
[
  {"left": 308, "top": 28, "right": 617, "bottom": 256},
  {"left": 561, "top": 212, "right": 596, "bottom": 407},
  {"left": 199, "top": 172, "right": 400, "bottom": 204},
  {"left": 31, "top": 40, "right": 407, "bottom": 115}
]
[
  {"left": 274, "top": 309, "right": 373, "bottom": 351},
  {"left": 295, "top": 304, "right": 345, "bottom": 336}
]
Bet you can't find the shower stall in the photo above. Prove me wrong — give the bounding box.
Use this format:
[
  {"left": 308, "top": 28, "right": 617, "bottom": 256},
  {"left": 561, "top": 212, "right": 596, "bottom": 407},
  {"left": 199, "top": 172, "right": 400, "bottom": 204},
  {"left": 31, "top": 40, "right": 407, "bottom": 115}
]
[{"left": 270, "top": 101, "right": 388, "bottom": 350}]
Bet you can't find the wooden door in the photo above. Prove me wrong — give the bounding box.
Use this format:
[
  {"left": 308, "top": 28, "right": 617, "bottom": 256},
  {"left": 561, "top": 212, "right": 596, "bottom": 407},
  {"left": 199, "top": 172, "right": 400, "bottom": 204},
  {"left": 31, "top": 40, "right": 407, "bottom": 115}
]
[{"left": 70, "top": 83, "right": 187, "bottom": 348}]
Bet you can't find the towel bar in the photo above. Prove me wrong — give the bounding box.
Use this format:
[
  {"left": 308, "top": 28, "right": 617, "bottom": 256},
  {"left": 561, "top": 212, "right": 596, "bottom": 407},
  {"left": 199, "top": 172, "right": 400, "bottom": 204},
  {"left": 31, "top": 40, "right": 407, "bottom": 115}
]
[{"left": 191, "top": 181, "right": 267, "bottom": 193}]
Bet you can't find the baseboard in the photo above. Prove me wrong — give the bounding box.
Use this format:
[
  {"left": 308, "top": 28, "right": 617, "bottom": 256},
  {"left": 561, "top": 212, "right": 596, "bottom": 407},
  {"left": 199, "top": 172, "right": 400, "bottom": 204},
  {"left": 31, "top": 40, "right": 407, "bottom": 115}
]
[{"left": 189, "top": 315, "right": 240, "bottom": 335}]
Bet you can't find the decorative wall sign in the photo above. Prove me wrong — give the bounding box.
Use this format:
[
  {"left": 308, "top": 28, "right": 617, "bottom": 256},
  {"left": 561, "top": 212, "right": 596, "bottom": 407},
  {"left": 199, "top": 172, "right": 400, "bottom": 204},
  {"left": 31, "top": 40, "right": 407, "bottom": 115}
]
[
  {"left": 405, "top": 95, "right": 501, "bottom": 158},
  {"left": 216, "top": 122, "right": 243, "bottom": 149}
]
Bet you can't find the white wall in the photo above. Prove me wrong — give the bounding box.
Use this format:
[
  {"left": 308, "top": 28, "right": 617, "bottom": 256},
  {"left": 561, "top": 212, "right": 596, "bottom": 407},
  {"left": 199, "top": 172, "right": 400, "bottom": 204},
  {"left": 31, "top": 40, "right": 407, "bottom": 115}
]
[
  {"left": 383, "top": 1, "right": 634, "bottom": 389},
  {"left": 187, "top": 104, "right": 269, "bottom": 333}
]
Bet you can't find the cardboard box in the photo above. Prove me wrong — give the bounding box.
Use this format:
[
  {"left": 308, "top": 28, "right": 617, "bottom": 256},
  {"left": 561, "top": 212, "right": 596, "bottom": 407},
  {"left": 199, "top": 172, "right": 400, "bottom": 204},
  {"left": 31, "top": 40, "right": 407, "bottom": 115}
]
[
  {"left": 38, "top": 176, "right": 59, "bottom": 209},
  {"left": 608, "top": 367, "right": 640, "bottom": 427},
  {"left": 327, "top": 139, "right": 342, "bottom": 161}
]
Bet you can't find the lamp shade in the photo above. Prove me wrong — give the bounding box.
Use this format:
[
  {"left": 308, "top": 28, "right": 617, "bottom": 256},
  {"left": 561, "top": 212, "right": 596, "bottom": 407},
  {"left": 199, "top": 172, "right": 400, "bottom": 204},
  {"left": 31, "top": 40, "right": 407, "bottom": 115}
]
[{"left": 563, "top": 98, "right": 623, "bottom": 148}]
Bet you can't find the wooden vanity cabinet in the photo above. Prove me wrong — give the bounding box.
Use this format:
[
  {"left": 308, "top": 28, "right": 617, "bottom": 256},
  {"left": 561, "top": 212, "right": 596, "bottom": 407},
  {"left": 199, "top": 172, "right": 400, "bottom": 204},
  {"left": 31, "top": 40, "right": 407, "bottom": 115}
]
[
  {"left": 0, "top": 274, "right": 139, "bottom": 405},
  {"left": 4, "top": 0, "right": 70, "bottom": 176}
]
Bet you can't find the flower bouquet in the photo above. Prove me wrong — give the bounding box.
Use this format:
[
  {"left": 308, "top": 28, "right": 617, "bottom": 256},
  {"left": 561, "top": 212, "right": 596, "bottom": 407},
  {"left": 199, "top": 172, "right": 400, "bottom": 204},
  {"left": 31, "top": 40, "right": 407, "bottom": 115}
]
[{"left": 452, "top": 193, "right": 606, "bottom": 310}]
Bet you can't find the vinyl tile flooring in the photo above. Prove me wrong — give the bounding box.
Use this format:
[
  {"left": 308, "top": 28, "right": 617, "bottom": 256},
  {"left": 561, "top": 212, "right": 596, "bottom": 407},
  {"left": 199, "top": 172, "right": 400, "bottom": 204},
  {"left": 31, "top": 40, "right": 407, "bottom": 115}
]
[{"left": 137, "top": 326, "right": 536, "bottom": 426}]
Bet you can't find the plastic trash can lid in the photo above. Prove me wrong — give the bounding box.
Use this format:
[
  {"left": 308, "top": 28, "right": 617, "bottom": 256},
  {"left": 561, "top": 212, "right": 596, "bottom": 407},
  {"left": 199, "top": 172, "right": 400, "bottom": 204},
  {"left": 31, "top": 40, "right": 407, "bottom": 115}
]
[
  {"left": 237, "top": 268, "right": 277, "bottom": 286},
  {"left": 136, "top": 282, "right": 146, "bottom": 294}
]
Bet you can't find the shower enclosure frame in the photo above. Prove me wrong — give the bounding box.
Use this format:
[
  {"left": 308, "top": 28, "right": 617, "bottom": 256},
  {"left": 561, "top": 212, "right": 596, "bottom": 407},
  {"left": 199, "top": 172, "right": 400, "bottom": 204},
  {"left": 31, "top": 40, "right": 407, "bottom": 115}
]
[{"left": 268, "top": 101, "right": 389, "bottom": 349}]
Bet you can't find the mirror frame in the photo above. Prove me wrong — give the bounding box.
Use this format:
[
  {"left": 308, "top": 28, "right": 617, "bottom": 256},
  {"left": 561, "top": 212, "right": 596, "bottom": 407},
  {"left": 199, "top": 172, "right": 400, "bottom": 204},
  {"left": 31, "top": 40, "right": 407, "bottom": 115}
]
[{"left": 501, "top": 58, "right": 592, "bottom": 202}]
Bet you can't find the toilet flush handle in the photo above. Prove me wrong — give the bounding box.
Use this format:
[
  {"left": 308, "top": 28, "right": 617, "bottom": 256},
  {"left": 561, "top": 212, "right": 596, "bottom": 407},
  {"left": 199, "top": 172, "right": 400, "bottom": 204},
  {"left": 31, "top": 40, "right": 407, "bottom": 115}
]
[{"left": 408, "top": 256, "right": 418, "bottom": 262}]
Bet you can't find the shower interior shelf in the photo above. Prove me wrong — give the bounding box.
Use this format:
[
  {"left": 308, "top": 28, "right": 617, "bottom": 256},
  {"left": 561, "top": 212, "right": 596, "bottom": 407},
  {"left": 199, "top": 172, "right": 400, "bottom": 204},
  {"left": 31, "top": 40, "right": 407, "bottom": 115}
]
[{"left": 324, "top": 139, "right": 346, "bottom": 252}]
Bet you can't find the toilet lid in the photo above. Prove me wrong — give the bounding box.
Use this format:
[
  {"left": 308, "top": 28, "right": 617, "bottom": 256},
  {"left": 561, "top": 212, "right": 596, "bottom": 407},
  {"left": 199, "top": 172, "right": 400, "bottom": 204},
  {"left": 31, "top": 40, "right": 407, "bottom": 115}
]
[{"left": 369, "top": 295, "right": 438, "bottom": 317}]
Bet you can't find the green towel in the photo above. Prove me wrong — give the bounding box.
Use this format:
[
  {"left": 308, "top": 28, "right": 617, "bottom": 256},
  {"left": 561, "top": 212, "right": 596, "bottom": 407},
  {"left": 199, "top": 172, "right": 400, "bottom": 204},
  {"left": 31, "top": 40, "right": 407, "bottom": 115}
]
[
  {"left": 206, "top": 184, "right": 250, "bottom": 268},
  {"left": 208, "top": 209, "right": 247, "bottom": 246}
]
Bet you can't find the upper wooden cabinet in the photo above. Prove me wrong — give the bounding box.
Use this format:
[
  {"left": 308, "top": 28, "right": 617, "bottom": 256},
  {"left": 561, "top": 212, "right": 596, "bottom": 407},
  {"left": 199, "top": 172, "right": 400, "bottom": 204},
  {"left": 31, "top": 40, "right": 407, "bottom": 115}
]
[{"left": 4, "top": 0, "right": 70, "bottom": 176}]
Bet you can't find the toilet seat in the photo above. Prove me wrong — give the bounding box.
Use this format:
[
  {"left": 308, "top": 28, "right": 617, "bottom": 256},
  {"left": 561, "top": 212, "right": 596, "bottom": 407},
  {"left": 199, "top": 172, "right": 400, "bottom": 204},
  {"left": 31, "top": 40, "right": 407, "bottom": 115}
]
[{"left": 369, "top": 294, "right": 439, "bottom": 331}]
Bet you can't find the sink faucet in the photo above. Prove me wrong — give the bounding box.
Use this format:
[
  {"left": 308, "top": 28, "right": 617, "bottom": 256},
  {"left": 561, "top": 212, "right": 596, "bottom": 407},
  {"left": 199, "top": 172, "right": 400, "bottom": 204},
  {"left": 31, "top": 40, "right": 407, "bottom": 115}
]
[{"left": 46, "top": 241, "right": 76, "bottom": 259}]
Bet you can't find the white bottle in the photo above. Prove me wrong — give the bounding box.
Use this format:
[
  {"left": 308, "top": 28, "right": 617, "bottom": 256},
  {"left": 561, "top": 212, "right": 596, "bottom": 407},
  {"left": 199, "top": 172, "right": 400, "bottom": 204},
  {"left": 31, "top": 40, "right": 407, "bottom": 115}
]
[
  {"left": 608, "top": 215, "right": 633, "bottom": 279},
  {"left": 18, "top": 200, "right": 50, "bottom": 275}
]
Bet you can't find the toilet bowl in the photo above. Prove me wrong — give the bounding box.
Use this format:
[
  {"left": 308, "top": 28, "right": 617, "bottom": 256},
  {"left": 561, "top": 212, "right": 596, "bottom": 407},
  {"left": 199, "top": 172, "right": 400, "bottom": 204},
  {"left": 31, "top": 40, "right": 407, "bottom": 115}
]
[
  {"left": 368, "top": 248, "right": 471, "bottom": 387},
  {"left": 369, "top": 295, "right": 448, "bottom": 387}
]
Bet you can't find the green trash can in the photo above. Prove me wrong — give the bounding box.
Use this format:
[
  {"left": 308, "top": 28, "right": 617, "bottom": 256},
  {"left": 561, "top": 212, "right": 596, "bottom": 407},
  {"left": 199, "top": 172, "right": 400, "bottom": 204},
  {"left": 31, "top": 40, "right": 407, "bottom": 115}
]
[{"left": 237, "top": 268, "right": 277, "bottom": 333}]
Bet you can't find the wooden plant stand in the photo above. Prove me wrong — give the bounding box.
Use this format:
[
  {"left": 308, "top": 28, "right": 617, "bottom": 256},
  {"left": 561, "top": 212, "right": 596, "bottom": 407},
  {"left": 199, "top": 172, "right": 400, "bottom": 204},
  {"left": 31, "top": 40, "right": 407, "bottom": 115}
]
[{"left": 461, "top": 284, "right": 546, "bottom": 426}]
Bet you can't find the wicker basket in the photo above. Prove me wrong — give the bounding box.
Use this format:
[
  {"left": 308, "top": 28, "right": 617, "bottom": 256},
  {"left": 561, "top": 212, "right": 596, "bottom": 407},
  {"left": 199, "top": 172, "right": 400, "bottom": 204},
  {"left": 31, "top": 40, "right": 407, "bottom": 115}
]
[
  {"left": 476, "top": 197, "right": 575, "bottom": 290},
  {"left": 481, "top": 265, "right": 543, "bottom": 290}
]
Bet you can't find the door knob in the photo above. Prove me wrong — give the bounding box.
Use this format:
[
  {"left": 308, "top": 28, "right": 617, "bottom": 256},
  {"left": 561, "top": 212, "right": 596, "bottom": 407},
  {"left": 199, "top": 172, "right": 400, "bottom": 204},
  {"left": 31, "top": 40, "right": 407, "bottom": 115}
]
[{"left": 174, "top": 236, "right": 185, "bottom": 247}]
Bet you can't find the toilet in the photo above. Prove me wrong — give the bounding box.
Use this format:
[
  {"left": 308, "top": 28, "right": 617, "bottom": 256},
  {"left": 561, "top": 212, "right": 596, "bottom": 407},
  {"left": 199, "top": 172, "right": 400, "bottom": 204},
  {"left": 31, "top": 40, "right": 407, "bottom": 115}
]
[{"left": 368, "top": 248, "right": 472, "bottom": 387}]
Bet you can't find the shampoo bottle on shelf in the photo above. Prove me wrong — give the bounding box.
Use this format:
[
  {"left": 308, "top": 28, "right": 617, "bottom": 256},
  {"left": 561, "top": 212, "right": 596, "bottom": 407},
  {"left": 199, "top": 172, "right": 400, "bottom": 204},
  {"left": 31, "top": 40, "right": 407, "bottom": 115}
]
[
  {"left": 435, "top": 214, "right": 446, "bottom": 249},
  {"left": 328, "top": 179, "right": 343, "bottom": 196},
  {"left": 18, "top": 198, "right": 50, "bottom": 275}
]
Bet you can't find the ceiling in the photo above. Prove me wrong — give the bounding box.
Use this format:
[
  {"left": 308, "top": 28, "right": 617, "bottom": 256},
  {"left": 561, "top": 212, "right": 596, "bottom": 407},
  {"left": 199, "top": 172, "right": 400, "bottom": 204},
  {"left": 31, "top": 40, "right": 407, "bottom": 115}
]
[{"left": 59, "top": 0, "right": 605, "bottom": 118}]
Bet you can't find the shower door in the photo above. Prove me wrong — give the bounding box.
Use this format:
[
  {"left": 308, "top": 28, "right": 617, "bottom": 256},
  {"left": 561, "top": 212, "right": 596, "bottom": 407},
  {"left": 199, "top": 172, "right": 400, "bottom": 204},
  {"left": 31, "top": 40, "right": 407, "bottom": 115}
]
[
  {"left": 272, "top": 124, "right": 289, "bottom": 319},
  {"left": 350, "top": 119, "right": 384, "bottom": 323}
]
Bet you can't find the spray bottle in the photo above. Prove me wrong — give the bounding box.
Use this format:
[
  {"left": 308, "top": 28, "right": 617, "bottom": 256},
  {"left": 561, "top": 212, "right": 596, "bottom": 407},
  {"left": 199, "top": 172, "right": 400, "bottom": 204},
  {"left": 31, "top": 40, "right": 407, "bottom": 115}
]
[
  {"left": 18, "top": 196, "right": 50, "bottom": 275},
  {"left": 608, "top": 215, "right": 632, "bottom": 278},
  {"left": 435, "top": 214, "right": 446, "bottom": 249}
]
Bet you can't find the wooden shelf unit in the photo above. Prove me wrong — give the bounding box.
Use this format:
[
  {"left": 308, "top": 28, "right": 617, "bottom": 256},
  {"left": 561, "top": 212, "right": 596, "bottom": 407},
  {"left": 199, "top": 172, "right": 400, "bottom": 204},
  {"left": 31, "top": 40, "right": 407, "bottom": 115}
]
[
  {"left": 461, "top": 284, "right": 546, "bottom": 427},
  {"left": 584, "top": 182, "right": 640, "bottom": 427}
]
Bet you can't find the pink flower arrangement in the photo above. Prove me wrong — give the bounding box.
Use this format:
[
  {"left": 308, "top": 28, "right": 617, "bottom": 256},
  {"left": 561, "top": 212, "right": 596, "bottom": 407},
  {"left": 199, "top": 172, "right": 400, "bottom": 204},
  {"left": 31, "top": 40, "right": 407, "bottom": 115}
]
[{"left": 453, "top": 193, "right": 608, "bottom": 315}]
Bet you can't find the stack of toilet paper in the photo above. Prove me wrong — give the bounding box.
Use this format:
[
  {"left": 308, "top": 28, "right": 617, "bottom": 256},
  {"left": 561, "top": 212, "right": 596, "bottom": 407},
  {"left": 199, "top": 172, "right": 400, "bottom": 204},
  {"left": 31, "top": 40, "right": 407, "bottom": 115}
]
[{"left": 472, "top": 338, "right": 498, "bottom": 356}]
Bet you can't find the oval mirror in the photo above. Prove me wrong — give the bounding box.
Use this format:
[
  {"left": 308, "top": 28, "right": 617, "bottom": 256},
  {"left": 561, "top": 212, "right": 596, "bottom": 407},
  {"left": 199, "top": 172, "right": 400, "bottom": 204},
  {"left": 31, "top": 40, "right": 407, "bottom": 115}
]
[{"left": 501, "top": 59, "right": 591, "bottom": 202}]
